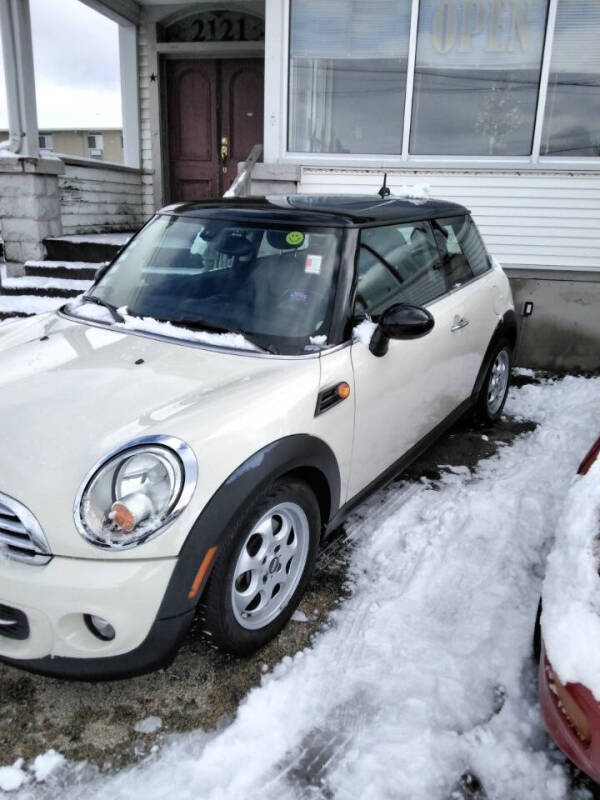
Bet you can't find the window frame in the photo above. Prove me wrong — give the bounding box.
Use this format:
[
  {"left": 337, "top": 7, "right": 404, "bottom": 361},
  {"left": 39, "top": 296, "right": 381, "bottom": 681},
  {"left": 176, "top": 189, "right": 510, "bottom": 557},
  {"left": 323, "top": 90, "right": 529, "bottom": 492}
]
[
  {"left": 350, "top": 215, "right": 494, "bottom": 322},
  {"left": 268, "top": 0, "right": 600, "bottom": 170}
]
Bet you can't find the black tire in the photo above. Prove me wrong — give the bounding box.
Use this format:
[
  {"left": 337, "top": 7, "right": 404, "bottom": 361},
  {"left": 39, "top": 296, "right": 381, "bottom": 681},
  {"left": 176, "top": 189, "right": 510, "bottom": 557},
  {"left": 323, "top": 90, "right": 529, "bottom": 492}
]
[
  {"left": 474, "top": 339, "right": 512, "bottom": 424},
  {"left": 201, "top": 478, "right": 320, "bottom": 656}
]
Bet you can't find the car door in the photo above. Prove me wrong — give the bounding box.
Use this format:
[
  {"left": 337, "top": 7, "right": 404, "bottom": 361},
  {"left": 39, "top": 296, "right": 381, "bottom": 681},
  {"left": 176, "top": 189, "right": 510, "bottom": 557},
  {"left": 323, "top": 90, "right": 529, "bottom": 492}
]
[
  {"left": 348, "top": 216, "right": 501, "bottom": 500},
  {"left": 431, "top": 215, "right": 502, "bottom": 401},
  {"left": 348, "top": 221, "right": 457, "bottom": 498}
]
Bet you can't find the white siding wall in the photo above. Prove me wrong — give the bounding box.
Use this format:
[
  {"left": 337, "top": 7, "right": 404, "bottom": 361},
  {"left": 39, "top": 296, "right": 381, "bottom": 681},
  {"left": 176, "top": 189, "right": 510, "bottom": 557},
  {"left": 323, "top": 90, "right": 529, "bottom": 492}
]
[
  {"left": 138, "top": 25, "right": 155, "bottom": 219},
  {"left": 299, "top": 168, "right": 600, "bottom": 272},
  {"left": 59, "top": 162, "right": 144, "bottom": 235}
]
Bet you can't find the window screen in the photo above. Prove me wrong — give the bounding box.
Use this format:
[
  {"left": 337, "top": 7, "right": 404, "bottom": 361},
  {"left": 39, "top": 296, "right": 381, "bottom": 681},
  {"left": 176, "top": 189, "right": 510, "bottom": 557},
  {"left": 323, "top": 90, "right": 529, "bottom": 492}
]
[
  {"left": 541, "top": 0, "right": 600, "bottom": 156},
  {"left": 288, "top": 0, "right": 410, "bottom": 154}
]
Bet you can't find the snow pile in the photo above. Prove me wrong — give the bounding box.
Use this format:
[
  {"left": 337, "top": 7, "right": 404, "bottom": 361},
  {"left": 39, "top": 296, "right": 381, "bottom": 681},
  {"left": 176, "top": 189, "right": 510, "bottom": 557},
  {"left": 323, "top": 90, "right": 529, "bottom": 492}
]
[
  {"left": 352, "top": 318, "right": 377, "bottom": 346},
  {"left": 7, "top": 376, "right": 600, "bottom": 800},
  {"left": 0, "top": 751, "right": 64, "bottom": 792},
  {"left": 0, "top": 760, "right": 27, "bottom": 792},
  {"left": 116, "top": 308, "right": 258, "bottom": 352},
  {"left": 134, "top": 717, "right": 163, "bottom": 735},
  {"left": 542, "top": 451, "right": 600, "bottom": 696},
  {"left": 31, "top": 752, "right": 64, "bottom": 783},
  {"left": 65, "top": 299, "right": 258, "bottom": 352},
  {"left": 390, "top": 184, "right": 431, "bottom": 204}
]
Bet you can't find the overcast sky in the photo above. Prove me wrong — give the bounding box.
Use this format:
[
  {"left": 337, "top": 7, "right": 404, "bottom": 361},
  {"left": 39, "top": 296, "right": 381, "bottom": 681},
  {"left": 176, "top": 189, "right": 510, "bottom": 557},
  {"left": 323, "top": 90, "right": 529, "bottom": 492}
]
[{"left": 0, "top": 0, "right": 121, "bottom": 130}]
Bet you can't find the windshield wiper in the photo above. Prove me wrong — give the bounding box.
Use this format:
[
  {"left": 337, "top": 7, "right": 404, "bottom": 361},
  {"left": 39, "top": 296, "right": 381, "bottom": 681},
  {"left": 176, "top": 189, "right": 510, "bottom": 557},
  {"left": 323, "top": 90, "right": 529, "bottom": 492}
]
[
  {"left": 81, "top": 294, "right": 125, "bottom": 324},
  {"left": 153, "top": 316, "right": 279, "bottom": 355}
]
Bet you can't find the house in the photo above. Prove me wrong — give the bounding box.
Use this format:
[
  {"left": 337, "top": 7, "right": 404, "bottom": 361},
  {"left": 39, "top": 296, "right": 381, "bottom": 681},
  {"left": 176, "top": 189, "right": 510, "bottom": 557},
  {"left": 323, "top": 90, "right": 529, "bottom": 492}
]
[
  {"left": 20, "top": 129, "right": 124, "bottom": 163},
  {"left": 0, "top": 0, "right": 599, "bottom": 369}
]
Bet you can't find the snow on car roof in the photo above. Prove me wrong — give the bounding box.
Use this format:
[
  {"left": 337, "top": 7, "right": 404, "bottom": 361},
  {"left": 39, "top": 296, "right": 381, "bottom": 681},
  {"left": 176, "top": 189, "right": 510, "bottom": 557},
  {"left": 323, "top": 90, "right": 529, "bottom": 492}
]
[{"left": 160, "top": 194, "right": 469, "bottom": 227}]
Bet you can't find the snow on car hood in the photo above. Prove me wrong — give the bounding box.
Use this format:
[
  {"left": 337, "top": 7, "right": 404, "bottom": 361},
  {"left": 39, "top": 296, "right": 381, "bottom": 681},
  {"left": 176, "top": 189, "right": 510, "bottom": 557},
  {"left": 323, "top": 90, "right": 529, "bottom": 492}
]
[
  {"left": 542, "top": 450, "right": 600, "bottom": 698},
  {"left": 0, "top": 313, "right": 318, "bottom": 559}
]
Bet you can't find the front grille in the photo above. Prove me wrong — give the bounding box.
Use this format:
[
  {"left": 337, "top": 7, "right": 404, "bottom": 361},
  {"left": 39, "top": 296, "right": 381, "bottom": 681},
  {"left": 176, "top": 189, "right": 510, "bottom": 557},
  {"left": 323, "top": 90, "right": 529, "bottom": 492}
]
[
  {"left": 0, "top": 604, "right": 29, "bottom": 640},
  {"left": 0, "top": 493, "right": 52, "bottom": 565}
]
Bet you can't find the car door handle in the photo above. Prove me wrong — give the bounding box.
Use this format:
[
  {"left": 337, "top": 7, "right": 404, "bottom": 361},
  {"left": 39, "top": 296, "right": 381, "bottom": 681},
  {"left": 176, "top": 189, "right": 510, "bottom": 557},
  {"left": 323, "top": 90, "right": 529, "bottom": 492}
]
[{"left": 450, "top": 315, "right": 470, "bottom": 332}]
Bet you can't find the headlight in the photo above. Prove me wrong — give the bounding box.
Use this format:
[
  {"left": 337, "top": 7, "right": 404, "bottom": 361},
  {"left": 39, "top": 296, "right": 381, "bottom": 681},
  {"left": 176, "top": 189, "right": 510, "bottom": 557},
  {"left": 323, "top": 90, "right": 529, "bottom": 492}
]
[{"left": 74, "top": 436, "right": 197, "bottom": 549}]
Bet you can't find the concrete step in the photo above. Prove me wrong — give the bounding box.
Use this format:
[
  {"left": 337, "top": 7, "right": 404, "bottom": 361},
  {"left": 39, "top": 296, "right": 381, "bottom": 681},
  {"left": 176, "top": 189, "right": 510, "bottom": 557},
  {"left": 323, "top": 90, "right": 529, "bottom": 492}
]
[
  {"left": 44, "top": 232, "right": 134, "bottom": 263},
  {"left": 0, "top": 264, "right": 90, "bottom": 320},
  {"left": 24, "top": 260, "right": 100, "bottom": 281}
]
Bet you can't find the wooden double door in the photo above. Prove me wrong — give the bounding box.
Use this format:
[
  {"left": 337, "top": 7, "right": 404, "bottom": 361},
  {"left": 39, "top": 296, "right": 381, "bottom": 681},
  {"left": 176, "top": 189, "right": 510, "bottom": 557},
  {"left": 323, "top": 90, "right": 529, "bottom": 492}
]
[{"left": 166, "top": 58, "right": 264, "bottom": 201}]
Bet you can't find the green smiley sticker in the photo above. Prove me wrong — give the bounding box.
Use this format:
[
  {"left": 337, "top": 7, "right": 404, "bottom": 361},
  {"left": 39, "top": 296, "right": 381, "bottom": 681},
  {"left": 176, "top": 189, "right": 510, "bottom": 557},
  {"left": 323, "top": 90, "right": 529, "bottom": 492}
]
[{"left": 286, "top": 231, "right": 304, "bottom": 247}]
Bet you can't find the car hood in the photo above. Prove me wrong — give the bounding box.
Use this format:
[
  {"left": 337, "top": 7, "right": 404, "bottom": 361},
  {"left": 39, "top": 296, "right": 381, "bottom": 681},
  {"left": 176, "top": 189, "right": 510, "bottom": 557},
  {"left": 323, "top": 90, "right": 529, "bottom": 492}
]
[{"left": 0, "top": 313, "right": 319, "bottom": 558}]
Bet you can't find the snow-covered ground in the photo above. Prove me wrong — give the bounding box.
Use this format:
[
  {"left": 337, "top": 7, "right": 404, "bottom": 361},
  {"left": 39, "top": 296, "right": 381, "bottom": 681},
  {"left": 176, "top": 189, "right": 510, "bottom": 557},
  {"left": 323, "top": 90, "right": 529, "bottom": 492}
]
[{"left": 4, "top": 375, "right": 600, "bottom": 799}]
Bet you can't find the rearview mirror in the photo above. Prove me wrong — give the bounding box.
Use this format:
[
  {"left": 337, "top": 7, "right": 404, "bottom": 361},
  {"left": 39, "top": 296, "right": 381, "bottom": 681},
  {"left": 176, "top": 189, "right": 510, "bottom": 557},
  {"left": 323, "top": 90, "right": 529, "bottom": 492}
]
[{"left": 369, "top": 303, "right": 434, "bottom": 357}]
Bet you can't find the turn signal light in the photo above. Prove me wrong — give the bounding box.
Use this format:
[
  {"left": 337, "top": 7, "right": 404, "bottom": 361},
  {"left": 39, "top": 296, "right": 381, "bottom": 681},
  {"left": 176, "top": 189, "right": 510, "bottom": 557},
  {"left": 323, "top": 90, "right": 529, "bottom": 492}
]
[
  {"left": 337, "top": 382, "right": 351, "bottom": 400},
  {"left": 110, "top": 492, "right": 154, "bottom": 532}
]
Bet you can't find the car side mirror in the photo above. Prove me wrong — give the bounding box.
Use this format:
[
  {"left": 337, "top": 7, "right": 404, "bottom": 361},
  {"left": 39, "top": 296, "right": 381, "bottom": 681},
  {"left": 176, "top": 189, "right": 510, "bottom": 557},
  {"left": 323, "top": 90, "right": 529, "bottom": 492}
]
[{"left": 369, "top": 303, "right": 435, "bottom": 357}]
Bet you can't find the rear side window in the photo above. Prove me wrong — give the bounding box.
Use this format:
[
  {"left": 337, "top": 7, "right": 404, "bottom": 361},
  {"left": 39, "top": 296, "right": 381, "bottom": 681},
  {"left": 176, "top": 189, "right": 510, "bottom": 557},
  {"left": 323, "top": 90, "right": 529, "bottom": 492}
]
[
  {"left": 356, "top": 222, "right": 445, "bottom": 316},
  {"left": 436, "top": 216, "right": 491, "bottom": 279}
]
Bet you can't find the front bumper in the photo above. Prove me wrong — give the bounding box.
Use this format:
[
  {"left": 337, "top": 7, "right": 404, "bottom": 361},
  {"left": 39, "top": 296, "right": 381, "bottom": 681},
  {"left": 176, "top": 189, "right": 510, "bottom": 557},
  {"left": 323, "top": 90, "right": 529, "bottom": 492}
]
[
  {"left": 0, "top": 553, "right": 193, "bottom": 680},
  {"left": 539, "top": 646, "right": 600, "bottom": 783}
]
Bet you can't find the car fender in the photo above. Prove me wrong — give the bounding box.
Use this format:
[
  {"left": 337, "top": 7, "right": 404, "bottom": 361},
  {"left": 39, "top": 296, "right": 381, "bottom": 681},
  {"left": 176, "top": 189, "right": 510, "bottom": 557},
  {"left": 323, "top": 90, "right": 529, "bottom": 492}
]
[
  {"left": 157, "top": 434, "right": 341, "bottom": 619},
  {"left": 471, "top": 309, "right": 518, "bottom": 400}
]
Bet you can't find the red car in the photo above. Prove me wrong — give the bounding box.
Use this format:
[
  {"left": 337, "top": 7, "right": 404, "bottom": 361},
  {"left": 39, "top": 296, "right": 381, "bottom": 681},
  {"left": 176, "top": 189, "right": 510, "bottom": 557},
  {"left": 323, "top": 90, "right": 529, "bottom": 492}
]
[{"left": 538, "top": 435, "right": 600, "bottom": 782}]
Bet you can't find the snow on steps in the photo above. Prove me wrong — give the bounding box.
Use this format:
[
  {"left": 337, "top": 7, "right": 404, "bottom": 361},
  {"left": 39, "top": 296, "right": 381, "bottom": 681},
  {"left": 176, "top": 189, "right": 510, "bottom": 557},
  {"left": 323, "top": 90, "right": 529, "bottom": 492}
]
[
  {"left": 0, "top": 263, "right": 94, "bottom": 321},
  {"left": 0, "top": 232, "right": 135, "bottom": 321},
  {"left": 44, "top": 232, "right": 133, "bottom": 264}
]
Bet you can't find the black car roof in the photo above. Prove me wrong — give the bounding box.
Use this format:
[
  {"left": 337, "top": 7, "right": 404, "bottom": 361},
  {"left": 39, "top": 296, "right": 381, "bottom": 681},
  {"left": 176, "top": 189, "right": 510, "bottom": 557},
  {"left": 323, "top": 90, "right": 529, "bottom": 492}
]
[{"left": 160, "top": 194, "right": 469, "bottom": 227}]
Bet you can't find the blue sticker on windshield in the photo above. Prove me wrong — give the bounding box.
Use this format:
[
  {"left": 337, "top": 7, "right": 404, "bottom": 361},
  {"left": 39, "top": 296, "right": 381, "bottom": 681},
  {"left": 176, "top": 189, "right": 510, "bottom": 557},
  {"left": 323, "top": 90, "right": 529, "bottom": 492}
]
[{"left": 289, "top": 290, "right": 308, "bottom": 304}]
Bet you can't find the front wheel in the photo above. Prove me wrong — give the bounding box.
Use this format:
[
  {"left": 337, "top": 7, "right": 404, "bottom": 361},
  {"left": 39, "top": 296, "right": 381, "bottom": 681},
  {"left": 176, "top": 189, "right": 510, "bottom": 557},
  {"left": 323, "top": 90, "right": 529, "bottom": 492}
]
[
  {"left": 201, "top": 479, "right": 320, "bottom": 655},
  {"left": 475, "top": 341, "right": 512, "bottom": 424}
]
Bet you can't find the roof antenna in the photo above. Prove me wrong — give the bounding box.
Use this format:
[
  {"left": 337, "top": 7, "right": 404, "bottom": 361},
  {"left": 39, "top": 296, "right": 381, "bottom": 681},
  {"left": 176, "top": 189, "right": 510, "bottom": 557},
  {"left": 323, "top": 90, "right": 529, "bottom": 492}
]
[{"left": 377, "top": 173, "right": 391, "bottom": 199}]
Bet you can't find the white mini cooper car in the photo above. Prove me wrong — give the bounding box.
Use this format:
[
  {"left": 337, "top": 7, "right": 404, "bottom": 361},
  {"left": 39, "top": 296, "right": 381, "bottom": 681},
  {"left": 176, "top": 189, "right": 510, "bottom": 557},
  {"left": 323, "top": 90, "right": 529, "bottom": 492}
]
[{"left": 0, "top": 195, "right": 515, "bottom": 679}]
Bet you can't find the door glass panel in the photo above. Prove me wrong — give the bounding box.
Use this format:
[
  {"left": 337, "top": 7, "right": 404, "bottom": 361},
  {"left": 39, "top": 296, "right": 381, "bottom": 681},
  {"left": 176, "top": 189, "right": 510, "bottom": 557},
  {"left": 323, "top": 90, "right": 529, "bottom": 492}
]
[
  {"left": 439, "top": 216, "right": 491, "bottom": 276},
  {"left": 432, "top": 217, "right": 476, "bottom": 286},
  {"left": 541, "top": 0, "right": 600, "bottom": 157},
  {"left": 288, "top": 0, "right": 410, "bottom": 154},
  {"left": 410, "top": 0, "right": 549, "bottom": 155},
  {"left": 356, "top": 223, "right": 445, "bottom": 315}
]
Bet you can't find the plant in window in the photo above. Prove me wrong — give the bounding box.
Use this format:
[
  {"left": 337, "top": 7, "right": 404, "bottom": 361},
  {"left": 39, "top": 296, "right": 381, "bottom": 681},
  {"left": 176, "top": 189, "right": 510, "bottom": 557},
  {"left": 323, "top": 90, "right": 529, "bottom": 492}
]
[{"left": 475, "top": 83, "right": 523, "bottom": 155}]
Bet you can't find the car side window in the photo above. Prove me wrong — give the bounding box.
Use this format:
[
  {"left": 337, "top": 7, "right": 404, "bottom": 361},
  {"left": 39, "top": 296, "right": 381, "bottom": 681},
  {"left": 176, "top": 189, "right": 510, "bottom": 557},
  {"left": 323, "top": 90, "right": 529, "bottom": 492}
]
[
  {"left": 355, "top": 223, "right": 446, "bottom": 317},
  {"left": 435, "top": 216, "right": 491, "bottom": 281}
]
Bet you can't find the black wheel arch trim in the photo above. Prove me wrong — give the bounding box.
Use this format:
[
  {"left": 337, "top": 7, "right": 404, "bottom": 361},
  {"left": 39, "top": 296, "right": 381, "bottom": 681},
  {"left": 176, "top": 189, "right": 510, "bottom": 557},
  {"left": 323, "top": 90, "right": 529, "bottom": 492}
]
[
  {"left": 157, "top": 433, "right": 341, "bottom": 620},
  {"left": 471, "top": 310, "right": 517, "bottom": 400},
  {"left": 0, "top": 435, "right": 341, "bottom": 681}
]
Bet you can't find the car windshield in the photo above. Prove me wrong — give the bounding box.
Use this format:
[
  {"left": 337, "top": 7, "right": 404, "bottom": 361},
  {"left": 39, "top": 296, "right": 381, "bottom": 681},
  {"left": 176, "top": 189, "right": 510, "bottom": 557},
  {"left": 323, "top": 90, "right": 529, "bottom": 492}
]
[{"left": 82, "top": 214, "right": 343, "bottom": 355}]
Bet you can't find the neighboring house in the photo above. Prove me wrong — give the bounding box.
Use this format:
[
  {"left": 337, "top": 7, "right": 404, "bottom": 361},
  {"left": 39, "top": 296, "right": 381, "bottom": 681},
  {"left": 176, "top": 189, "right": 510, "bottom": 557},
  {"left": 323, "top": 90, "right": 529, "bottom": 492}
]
[
  {"left": 0, "top": 0, "right": 599, "bottom": 367},
  {"left": 0, "top": 128, "right": 123, "bottom": 162}
]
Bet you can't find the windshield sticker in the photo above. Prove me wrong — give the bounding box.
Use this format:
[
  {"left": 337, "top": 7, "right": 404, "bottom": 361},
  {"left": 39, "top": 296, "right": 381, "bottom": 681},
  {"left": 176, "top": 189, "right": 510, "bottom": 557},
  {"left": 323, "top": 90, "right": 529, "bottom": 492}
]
[
  {"left": 305, "top": 254, "right": 322, "bottom": 275},
  {"left": 286, "top": 231, "right": 304, "bottom": 247},
  {"left": 289, "top": 290, "right": 308, "bottom": 304}
]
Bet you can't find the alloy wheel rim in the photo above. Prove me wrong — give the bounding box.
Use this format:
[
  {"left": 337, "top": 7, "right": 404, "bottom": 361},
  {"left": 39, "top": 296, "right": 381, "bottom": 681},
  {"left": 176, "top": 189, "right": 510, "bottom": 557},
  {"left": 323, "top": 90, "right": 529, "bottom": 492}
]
[
  {"left": 487, "top": 349, "right": 510, "bottom": 415},
  {"left": 231, "top": 501, "right": 309, "bottom": 630}
]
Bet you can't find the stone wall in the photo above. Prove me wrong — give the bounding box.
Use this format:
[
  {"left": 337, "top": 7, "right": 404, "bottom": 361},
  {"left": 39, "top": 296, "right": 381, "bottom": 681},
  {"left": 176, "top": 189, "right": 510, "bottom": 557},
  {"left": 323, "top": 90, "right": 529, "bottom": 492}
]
[{"left": 0, "top": 155, "right": 63, "bottom": 264}]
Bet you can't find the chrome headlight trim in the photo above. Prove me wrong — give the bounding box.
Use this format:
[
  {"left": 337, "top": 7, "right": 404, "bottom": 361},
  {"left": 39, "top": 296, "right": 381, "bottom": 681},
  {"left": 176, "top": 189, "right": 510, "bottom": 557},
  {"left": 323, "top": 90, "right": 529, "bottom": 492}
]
[{"left": 74, "top": 435, "right": 198, "bottom": 550}]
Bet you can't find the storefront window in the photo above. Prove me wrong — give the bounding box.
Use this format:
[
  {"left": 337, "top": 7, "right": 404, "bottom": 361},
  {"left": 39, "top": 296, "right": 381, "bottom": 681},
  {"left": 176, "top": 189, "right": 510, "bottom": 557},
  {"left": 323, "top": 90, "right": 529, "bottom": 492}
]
[
  {"left": 541, "top": 0, "right": 600, "bottom": 157},
  {"left": 288, "top": 0, "right": 411, "bottom": 154},
  {"left": 410, "top": 0, "right": 548, "bottom": 156}
]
